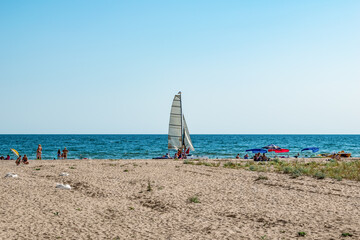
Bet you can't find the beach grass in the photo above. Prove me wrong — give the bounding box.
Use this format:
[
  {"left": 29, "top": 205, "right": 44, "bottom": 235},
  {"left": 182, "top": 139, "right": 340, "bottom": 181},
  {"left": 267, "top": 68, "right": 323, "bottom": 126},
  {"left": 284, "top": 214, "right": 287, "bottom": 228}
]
[
  {"left": 188, "top": 196, "right": 200, "bottom": 203},
  {"left": 185, "top": 159, "right": 360, "bottom": 181}
]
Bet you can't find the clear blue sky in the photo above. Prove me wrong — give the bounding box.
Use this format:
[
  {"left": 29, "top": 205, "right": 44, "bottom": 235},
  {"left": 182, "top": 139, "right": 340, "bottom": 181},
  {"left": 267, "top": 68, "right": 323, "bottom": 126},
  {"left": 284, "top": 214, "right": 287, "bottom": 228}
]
[{"left": 1, "top": 0, "right": 359, "bottom": 134}]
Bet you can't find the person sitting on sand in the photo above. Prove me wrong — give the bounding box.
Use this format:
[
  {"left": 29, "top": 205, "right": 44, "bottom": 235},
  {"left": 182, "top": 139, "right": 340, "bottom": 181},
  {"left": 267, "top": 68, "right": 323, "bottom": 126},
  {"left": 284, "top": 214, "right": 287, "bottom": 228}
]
[
  {"left": 244, "top": 154, "right": 249, "bottom": 159},
  {"left": 262, "top": 153, "right": 268, "bottom": 161},
  {"left": 6, "top": 155, "right": 10, "bottom": 160},
  {"left": 0, "top": 156, "right": 4, "bottom": 160},
  {"left": 236, "top": 154, "right": 240, "bottom": 159},
  {"left": 22, "top": 154, "right": 29, "bottom": 164},
  {"left": 16, "top": 155, "right": 22, "bottom": 165},
  {"left": 63, "top": 147, "right": 69, "bottom": 159},
  {"left": 254, "top": 153, "right": 261, "bottom": 161}
]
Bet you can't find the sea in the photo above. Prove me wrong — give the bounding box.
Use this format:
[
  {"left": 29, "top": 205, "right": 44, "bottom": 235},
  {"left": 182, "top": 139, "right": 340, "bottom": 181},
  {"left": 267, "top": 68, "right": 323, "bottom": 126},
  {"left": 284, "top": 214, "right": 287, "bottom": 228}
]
[{"left": 0, "top": 134, "right": 359, "bottom": 160}]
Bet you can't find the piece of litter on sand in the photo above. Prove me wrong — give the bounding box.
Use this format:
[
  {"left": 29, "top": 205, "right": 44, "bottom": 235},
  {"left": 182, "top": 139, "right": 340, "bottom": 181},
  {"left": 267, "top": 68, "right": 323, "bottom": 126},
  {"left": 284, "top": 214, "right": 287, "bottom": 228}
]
[
  {"left": 5, "top": 173, "right": 18, "bottom": 178},
  {"left": 59, "top": 172, "right": 69, "bottom": 176},
  {"left": 56, "top": 183, "right": 71, "bottom": 190}
]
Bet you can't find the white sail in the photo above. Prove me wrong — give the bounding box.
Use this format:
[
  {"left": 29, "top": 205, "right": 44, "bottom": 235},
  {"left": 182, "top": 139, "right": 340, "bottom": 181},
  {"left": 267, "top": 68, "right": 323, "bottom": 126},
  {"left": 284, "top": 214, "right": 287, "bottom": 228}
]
[
  {"left": 168, "top": 94, "right": 182, "bottom": 150},
  {"left": 183, "top": 115, "right": 195, "bottom": 151}
]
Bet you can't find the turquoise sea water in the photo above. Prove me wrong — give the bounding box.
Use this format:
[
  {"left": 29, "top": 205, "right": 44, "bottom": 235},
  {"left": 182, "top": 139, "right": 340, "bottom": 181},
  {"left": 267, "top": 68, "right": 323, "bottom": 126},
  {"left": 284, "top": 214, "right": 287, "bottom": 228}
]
[{"left": 0, "top": 135, "right": 359, "bottom": 159}]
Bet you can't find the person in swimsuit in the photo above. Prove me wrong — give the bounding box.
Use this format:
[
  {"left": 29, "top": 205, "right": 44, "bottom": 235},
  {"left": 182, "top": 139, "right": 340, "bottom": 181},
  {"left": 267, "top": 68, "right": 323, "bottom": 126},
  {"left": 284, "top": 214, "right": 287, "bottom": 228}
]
[
  {"left": 57, "top": 149, "right": 61, "bottom": 159},
  {"left": 16, "top": 155, "right": 21, "bottom": 165},
  {"left": 37, "top": 144, "right": 42, "bottom": 160},
  {"left": 236, "top": 154, "right": 240, "bottom": 159},
  {"left": 63, "top": 147, "right": 69, "bottom": 159},
  {"left": 22, "top": 154, "right": 29, "bottom": 164},
  {"left": 6, "top": 155, "right": 10, "bottom": 160}
]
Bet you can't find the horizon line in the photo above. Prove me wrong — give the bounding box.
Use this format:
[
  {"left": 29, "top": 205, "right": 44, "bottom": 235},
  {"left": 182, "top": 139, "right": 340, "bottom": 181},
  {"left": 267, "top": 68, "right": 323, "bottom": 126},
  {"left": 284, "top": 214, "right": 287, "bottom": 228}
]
[{"left": 1, "top": 133, "right": 360, "bottom": 135}]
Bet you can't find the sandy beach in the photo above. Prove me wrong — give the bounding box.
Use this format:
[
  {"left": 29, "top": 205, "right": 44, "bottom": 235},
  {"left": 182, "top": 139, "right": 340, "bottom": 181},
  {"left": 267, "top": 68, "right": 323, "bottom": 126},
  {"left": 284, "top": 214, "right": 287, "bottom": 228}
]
[{"left": 1, "top": 159, "right": 359, "bottom": 239}]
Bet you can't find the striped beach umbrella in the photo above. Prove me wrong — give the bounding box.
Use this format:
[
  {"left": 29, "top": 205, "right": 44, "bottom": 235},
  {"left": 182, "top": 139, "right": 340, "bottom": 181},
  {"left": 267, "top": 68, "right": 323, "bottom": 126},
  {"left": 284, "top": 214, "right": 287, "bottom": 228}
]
[{"left": 10, "top": 148, "right": 19, "bottom": 157}]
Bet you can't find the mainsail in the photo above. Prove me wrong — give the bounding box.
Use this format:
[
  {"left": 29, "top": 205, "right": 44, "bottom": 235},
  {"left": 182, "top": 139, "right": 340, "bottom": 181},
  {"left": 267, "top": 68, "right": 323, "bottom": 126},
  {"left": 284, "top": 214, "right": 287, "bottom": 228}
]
[
  {"left": 168, "top": 92, "right": 195, "bottom": 151},
  {"left": 168, "top": 94, "right": 182, "bottom": 150}
]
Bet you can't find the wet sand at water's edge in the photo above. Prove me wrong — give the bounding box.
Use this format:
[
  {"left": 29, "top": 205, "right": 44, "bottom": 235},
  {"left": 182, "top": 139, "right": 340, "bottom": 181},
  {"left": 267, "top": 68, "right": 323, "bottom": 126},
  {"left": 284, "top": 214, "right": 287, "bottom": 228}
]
[{"left": 1, "top": 159, "right": 359, "bottom": 239}]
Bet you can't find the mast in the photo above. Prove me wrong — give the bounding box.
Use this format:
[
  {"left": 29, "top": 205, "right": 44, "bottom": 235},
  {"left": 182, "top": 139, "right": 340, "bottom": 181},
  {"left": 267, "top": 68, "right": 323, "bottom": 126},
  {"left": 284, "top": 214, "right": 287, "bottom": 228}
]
[{"left": 179, "top": 91, "right": 185, "bottom": 150}]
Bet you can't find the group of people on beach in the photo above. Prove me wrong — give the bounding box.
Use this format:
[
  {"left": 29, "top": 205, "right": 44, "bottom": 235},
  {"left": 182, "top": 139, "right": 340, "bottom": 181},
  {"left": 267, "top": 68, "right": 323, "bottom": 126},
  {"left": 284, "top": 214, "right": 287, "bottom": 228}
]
[
  {"left": 0, "top": 144, "right": 69, "bottom": 162},
  {"left": 35, "top": 144, "right": 69, "bottom": 160},
  {"left": 16, "top": 154, "right": 29, "bottom": 165},
  {"left": 235, "top": 153, "right": 270, "bottom": 161},
  {"left": 36, "top": 144, "right": 69, "bottom": 160}
]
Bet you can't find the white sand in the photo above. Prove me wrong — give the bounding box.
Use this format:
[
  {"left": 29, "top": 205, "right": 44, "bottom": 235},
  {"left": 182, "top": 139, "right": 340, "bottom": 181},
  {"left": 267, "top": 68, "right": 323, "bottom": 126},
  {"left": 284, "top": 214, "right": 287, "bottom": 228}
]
[{"left": 1, "top": 159, "right": 359, "bottom": 239}]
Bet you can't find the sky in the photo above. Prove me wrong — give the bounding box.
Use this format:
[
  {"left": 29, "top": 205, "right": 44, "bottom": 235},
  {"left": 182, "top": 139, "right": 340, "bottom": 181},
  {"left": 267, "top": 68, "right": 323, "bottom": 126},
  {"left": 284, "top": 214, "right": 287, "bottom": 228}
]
[{"left": 0, "top": 0, "right": 359, "bottom": 134}]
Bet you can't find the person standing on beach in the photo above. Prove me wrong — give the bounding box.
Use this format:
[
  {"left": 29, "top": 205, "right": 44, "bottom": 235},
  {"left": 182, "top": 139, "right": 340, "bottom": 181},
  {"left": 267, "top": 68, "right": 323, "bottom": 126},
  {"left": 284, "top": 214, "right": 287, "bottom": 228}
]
[
  {"left": 63, "top": 147, "right": 69, "bottom": 159},
  {"left": 36, "top": 144, "right": 42, "bottom": 160},
  {"left": 57, "top": 149, "right": 61, "bottom": 159}
]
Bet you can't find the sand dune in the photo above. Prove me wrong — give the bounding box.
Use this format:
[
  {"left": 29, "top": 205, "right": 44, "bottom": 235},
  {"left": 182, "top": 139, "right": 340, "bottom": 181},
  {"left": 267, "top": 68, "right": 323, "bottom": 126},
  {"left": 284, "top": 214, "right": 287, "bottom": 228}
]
[{"left": 1, "top": 159, "right": 359, "bottom": 239}]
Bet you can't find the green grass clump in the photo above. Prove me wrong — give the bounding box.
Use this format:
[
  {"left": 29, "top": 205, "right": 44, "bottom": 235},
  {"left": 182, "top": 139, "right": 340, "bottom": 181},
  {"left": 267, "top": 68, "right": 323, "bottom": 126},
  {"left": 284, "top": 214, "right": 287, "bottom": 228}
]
[
  {"left": 69, "top": 166, "right": 76, "bottom": 169},
  {"left": 183, "top": 160, "right": 194, "bottom": 165},
  {"left": 123, "top": 169, "right": 128, "bottom": 172},
  {"left": 341, "top": 232, "right": 353, "bottom": 237},
  {"left": 147, "top": 180, "right": 152, "bottom": 192},
  {"left": 255, "top": 175, "right": 268, "bottom": 181},
  {"left": 249, "top": 165, "right": 257, "bottom": 171},
  {"left": 188, "top": 196, "right": 200, "bottom": 203},
  {"left": 314, "top": 172, "right": 326, "bottom": 179},
  {"left": 35, "top": 168, "right": 41, "bottom": 171},
  {"left": 298, "top": 231, "right": 306, "bottom": 237},
  {"left": 223, "top": 162, "right": 237, "bottom": 168},
  {"left": 184, "top": 160, "right": 220, "bottom": 167},
  {"left": 290, "top": 169, "right": 303, "bottom": 178}
]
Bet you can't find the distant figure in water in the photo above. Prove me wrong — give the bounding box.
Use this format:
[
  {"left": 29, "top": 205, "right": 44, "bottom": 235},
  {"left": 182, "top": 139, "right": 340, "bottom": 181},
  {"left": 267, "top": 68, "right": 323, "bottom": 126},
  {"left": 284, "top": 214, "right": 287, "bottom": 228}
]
[
  {"left": 236, "top": 154, "right": 240, "bottom": 159},
  {"left": 57, "top": 149, "right": 61, "bottom": 159},
  {"left": 244, "top": 154, "right": 249, "bottom": 159},
  {"left": 37, "top": 144, "right": 42, "bottom": 160},
  {"left": 22, "top": 154, "right": 29, "bottom": 164},
  {"left": 63, "top": 147, "right": 69, "bottom": 159}
]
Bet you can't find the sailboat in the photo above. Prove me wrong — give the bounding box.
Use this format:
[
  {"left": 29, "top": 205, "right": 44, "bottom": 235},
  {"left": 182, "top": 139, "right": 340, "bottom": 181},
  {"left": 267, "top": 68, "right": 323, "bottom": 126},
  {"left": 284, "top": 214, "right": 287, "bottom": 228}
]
[
  {"left": 168, "top": 91, "right": 195, "bottom": 157},
  {"left": 153, "top": 92, "right": 207, "bottom": 160}
]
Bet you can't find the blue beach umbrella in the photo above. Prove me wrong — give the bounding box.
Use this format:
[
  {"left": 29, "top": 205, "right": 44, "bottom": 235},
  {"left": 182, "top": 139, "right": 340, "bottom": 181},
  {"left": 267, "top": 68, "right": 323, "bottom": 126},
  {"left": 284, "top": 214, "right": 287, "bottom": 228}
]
[
  {"left": 246, "top": 149, "right": 267, "bottom": 153},
  {"left": 301, "top": 147, "right": 319, "bottom": 153}
]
